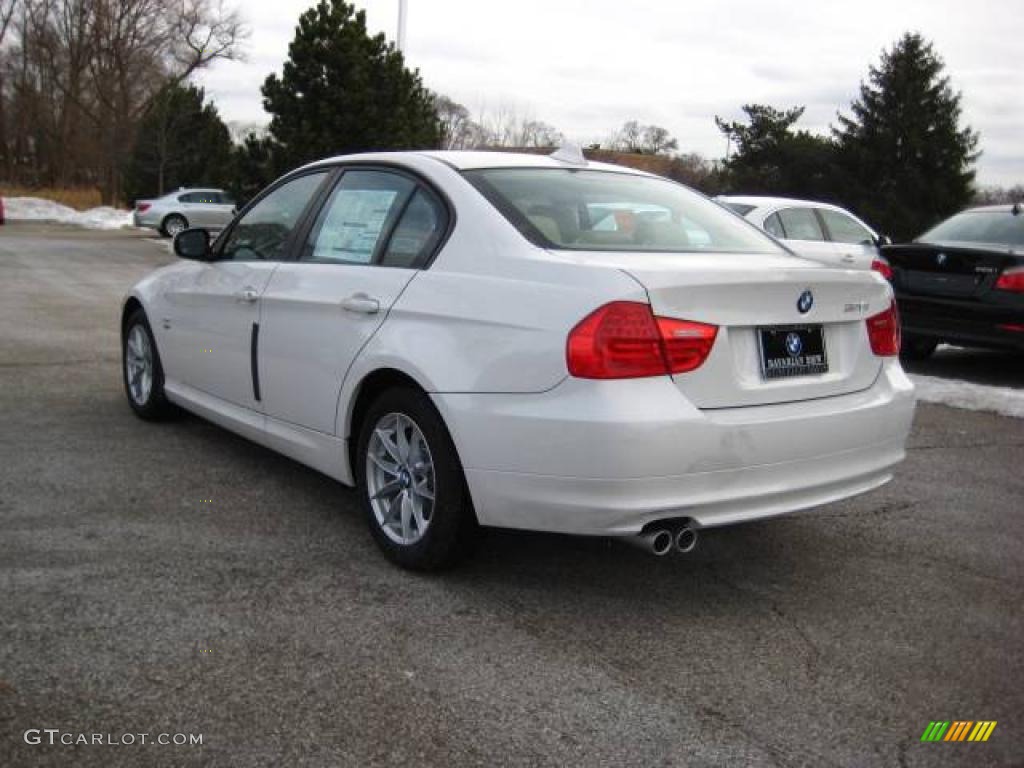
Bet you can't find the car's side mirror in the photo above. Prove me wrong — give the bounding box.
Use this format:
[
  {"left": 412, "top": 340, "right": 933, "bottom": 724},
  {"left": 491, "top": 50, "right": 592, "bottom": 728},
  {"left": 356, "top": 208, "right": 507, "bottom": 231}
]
[
  {"left": 174, "top": 228, "right": 213, "bottom": 261},
  {"left": 873, "top": 233, "right": 892, "bottom": 247}
]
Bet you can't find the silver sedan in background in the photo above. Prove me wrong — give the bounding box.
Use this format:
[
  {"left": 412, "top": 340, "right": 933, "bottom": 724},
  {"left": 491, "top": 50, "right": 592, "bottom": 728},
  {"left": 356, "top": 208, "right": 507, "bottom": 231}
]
[{"left": 133, "top": 188, "right": 236, "bottom": 237}]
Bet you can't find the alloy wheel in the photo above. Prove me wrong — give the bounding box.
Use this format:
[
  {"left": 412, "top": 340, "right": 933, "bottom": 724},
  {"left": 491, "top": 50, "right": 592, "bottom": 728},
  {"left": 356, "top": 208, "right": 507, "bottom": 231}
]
[
  {"left": 365, "top": 412, "right": 436, "bottom": 546},
  {"left": 125, "top": 324, "right": 153, "bottom": 406}
]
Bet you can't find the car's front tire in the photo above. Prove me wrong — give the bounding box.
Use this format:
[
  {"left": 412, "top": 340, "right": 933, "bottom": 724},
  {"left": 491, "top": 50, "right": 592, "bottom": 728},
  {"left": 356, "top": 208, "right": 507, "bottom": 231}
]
[
  {"left": 356, "top": 387, "right": 478, "bottom": 570},
  {"left": 900, "top": 334, "right": 938, "bottom": 361},
  {"left": 161, "top": 214, "right": 187, "bottom": 238},
  {"left": 123, "top": 309, "right": 173, "bottom": 420}
]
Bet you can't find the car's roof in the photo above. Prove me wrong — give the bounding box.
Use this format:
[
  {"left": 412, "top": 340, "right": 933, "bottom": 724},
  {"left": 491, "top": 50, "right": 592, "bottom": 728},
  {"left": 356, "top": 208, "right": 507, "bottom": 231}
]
[
  {"left": 717, "top": 195, "right": 832, "bottom": 209},
  {"left": 167, "top": 187, "right": 225, "bottom": 195},
  {"left": 305, "top": 150, "right": 651, "bottom": 176},
  {"left": 961, "top": 204, "right": 1022, "bottom": 214}
]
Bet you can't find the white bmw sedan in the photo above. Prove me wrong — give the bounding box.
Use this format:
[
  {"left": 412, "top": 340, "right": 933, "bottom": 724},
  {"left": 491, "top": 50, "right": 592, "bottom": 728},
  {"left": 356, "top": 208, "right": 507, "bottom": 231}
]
[{"left": 121, "top": 150, "right": 915, "bottom": 569}]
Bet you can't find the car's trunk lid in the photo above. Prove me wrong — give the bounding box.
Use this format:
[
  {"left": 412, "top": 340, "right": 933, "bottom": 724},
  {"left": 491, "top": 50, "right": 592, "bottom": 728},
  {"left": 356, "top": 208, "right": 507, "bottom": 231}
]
[
  {"left": 883, "top": 241, "right": 1022, "bottom": 301},
  {"left": 554, "top": 250, "right": 890, "bottom": 408}
]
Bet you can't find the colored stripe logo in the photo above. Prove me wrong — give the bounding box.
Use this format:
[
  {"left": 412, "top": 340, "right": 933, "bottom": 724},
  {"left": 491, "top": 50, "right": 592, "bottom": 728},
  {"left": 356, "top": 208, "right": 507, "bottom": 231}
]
[{"left": 921, "top": 721, "right": 997, "bottom": 742}]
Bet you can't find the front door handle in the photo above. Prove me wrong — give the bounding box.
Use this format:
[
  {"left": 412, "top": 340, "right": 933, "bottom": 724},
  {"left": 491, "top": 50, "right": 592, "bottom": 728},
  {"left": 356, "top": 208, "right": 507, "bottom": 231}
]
[
  {"left": 341, "top": 293, "right": 380, "bottom": 315},
  {"left": 235, "top": 287, "right": 259, "bottom": 303}
]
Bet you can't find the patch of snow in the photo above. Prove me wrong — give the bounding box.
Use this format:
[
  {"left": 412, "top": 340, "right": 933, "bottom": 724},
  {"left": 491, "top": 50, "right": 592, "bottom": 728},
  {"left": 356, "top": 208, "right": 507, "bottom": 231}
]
[
  {"left": 2, "top": 196, "right": 133, "bottom": 230},
  {"left": 910, "top": 374, "right": 1024, "bottom": 419}
]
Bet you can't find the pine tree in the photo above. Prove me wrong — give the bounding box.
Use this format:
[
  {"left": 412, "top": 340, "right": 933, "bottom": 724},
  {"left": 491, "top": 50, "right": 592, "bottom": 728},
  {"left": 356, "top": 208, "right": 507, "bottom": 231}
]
[
  {"left": 834, "top": 33, "right": 979, "bottom": 241},
  {"left": 124, "top": 84, "right": 234, "bottom": 204},
  {"left": 715, "top": 105, "right": 841, "bottom": 200},
  {"left": 261, "top": 0, "right": 440, "bottom": 173}
]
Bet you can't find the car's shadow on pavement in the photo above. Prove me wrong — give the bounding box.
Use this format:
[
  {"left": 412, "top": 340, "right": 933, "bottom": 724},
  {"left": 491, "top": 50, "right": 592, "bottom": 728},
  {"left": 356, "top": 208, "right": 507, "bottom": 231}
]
[{"left": 901, "top": 345, "right": 1024, "bottom": 388}]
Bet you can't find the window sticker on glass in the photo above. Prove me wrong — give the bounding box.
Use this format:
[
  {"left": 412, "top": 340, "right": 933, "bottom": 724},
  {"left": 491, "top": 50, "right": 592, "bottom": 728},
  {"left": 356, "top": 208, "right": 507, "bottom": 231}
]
[{"left": 312, "top": 189, "right": 399, "bottom": 263}]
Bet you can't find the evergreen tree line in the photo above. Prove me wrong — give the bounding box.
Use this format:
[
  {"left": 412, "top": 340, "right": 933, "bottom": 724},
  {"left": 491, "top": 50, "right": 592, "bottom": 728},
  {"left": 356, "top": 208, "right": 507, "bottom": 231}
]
[{"left": 3, "top": 0, "right": 999, "bottom": 242}]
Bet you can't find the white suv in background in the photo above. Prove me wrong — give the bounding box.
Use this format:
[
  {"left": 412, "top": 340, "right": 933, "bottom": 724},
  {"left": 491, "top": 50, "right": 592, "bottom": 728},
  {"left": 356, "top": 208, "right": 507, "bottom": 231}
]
[
  {"left": 133, "top": 188, "right": 236, "bottom": 237},
  {"left": 718, "top": 195, "right": 891, "bottom": 276}
]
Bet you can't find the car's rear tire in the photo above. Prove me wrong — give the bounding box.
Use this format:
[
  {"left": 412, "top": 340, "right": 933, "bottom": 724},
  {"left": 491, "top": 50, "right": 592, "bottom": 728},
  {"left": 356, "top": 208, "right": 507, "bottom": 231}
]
[
  {"left": 161, "top": 214, "right": 187, "bottom": 238},
  {"left": 900, "top": 334, "right": 938, "bottom": 361},
  {"left": 123, "top": 309, "right": 174, "bottom": 420},
  {"left": 356, "top": 387, "right": 478, "bottom": 570}
]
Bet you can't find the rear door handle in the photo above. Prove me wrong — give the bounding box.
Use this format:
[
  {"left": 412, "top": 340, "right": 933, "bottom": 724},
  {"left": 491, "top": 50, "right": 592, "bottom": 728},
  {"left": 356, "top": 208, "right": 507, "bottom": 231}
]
[
  {"left": 341, "top": 293, "right": 380, "bottom": 315},
  {"left": 235, "top": 287, "right": 260, "bottom": 303}
]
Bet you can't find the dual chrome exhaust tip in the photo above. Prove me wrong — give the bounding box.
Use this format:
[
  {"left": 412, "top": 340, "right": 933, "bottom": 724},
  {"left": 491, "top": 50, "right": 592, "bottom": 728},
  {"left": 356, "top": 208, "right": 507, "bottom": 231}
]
[{"left": 625, "top": 523, "right": 699, "bottom": 556}]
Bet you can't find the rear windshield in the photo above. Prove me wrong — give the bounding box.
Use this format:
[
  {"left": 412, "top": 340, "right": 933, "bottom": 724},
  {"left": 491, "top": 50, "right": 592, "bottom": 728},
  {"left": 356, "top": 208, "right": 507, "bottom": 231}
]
[
  {"left": 463, "top": 168, "right": 783, "bottom": 254},
  {"left": 919, "top": 210, "right": 1024, "bottom": 247}
]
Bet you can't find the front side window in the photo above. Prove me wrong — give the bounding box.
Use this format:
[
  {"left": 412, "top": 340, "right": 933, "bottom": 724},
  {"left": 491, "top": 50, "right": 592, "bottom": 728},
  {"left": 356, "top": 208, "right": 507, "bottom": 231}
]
[
  {"left": 820, "top": 209, "right": 873, "bottom": 244},
  {"left": 777, "top": 208, "right": 825, "bottom": 241},
  {"left": 303, "top": 171, "right": 415, "bottom": 264},
  {"left": 919, "top": 211, "right": 1024, "bottom": 247},
  {"left": 464, "top": 168, "right": 782, "bottom": 254},
  {"left": 220, "top": 172, "right": 327, "bottom": 262}
]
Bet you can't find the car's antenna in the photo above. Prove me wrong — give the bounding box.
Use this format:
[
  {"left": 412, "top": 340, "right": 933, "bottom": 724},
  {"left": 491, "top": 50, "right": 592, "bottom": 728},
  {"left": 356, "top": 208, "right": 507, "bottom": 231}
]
[{"left": 550, "top": 143, "right": 588, "bottom": 166}]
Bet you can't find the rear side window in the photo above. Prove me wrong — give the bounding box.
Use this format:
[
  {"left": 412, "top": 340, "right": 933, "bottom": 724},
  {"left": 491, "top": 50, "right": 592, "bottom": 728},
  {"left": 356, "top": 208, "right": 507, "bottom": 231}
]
[
  {"left": 381, "top": 188, "right": 448, "bottom": 268},
  {"left": 722, "top": 202, "right": 756, "bottom": 216},
  {"left": 764, "top": 212, "right": 786, "bottom": 238},
  {"left": 302, "top": 170, "right": 415, "bottom": 264},
  {"left": 776, "top": 208, "right": 825, "bottom": 241},
  {"left": 819, "top": 209, "right": 873, "bottom": 244}
]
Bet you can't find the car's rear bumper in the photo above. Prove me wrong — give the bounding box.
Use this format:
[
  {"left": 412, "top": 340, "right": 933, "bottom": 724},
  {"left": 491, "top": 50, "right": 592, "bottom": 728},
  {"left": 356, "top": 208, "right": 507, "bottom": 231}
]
[
  {"left": 433, "top": 360, "right": 915, "bottom": 536},
  {"left": 133, "top": 212, "right": 159, "bottom": 229},
  {"left": 897, "top": 294, "right": 1024, "bottom": 351}
]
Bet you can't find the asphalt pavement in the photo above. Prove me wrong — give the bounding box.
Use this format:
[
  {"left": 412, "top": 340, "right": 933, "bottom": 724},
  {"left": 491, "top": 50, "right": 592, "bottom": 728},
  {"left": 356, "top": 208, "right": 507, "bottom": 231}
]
[{"left": 1, "top": 222, "right": 1022, "bottom": 767}]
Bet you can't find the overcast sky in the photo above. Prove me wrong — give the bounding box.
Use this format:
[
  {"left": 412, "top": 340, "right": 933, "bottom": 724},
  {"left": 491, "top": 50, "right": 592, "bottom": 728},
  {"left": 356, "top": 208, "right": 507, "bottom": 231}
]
[{"left": 195, "top": 0, "right": 1023, "bottom": 187}]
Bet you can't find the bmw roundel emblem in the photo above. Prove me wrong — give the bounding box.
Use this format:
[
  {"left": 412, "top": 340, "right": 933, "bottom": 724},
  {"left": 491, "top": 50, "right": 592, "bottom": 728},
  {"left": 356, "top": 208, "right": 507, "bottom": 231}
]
[
  {"left": 785, "top": 332, "right": 803, "bottom": 357},
  {"left": 936, "top": 252, "right": 948, "bottom": 266},
  {"left": 797, "top": 289, "right": 814, "bottom": 314}
]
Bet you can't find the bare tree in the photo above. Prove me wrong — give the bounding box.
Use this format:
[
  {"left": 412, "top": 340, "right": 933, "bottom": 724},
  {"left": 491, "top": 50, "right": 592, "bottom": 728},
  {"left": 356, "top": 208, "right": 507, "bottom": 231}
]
[
  {"left": 0, "top": 0, "right": 246, "bottom": 201},
  {"left": 473, "top": 102, "right": 563, "bottom": 149},
  {"left": 973, "top": 184, "right": 1024, "bottom": 205},
  {"left": 610, "top": 120, "right": 678, "bottom": 155},
  {"left": 434, "top": 94, "right": 474, "bottom": 150},
  {"left": 0, "top": 0, "right": 20, "bottom": 176}
]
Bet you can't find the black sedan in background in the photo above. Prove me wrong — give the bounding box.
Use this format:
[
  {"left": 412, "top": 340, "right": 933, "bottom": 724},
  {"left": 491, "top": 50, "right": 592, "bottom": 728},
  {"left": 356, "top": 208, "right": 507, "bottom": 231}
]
[{"left": 882, "top": 203, "right": 1024, "bottom": 359}]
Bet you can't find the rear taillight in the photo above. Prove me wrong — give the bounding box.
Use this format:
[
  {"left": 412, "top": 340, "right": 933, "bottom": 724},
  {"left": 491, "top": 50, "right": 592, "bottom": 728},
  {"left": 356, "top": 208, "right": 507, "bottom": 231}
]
[
  {"left": 871, "top": 257, "right": 893, "bottom": 280},
  {"left": 136, "top": 203, "right": 151, "bottom": 213},
  {"left": 995, "top": 267, "right": 1024, "bottom": 293},
  {"left": 567, "top": 301, "right": 717, "bottom": 379},
  {"left": 866, "top": 301, "right": 901, "bottom": 356}
]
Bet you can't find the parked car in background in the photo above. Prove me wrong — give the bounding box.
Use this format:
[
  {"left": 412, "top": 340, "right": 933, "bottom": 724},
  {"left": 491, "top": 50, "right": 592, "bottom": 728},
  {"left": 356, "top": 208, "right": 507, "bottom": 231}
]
[
  {"left": 882, "top": 203, "right": 1024, "bottom": 359},
  {"left": 133, "top": 188, "right": 236, "bottom": 237},
  {"left": 121, "top": 150, "right": 913, "bottom": 570},
  {"left": 718, "top": 195, "right": 891, "bottom": 275}
]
